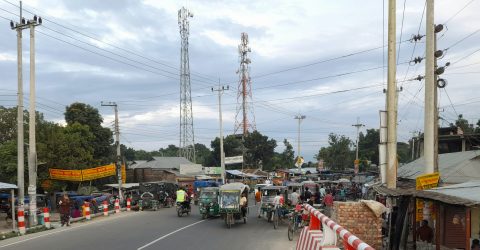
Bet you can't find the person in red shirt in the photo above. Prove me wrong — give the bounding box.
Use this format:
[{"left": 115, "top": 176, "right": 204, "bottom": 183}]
[{"left": 323, "top": 191, "right": 334, "bottom": 217}]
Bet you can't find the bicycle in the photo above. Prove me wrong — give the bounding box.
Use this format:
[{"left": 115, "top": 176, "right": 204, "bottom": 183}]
[{"left": 287, "top": 209, "right": 304, "bottom": 241}]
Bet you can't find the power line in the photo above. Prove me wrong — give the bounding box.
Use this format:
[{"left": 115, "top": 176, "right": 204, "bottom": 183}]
[
  {"left": 402, "top": 0, "right": 426, "bottom": 83},
  {"left": 444, "top": 0, "right": 477, "bottom": 24},
  {"left": 1, "top": 0, "right": 220, "bottom": 83},
  {"left": 397, "top": 0, "right": 408, "bottom": 65}
]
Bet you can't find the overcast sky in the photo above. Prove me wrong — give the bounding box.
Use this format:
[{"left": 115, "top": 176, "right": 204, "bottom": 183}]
[{"left": 0, "top": 0, "right": 479, "bottom": 163}]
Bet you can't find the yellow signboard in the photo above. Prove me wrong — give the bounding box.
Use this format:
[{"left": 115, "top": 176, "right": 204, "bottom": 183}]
[
  {"left": 121, "top": 163, "right": 126, "bottom": 184},
  {"left": 82, "top": 164, "right": 116, "bottom": 181},
  {"left": 416, "top": 172, "right": 440, "bottom": 190},
  {"left": 49, "top": 169, "right": 83, "bottom": 181}
]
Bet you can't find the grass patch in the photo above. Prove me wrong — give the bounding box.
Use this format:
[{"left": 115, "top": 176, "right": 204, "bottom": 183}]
[{"left": 0, "top": 225, "right": 54, "bottom": 240}]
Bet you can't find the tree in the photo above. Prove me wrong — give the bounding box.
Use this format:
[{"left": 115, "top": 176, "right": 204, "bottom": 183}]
[
  {"left": 315, "top": 133, "right": 354, "bottom": 171},
  {"left": 244, "top": 131, "right": 277, "bottom": 169},
  {"left": 397, "top": 142, "right": 410, "bottom": 163},
  {"left": 64, "top": 103, "right": 113, "bottom": 163},
  {"left": 211, "top": 135, "right": 243, "bottom": 165},
  {"left": 451, "top": 114, "right": 474, "bottom": 133},
  {"left": 280, "top": 139, "right": 295, "bottom": 168},
  {"left": 194, "top": 143, "right": 215, "bottom": 166},
  {"left": 358, "top": 129, "right": 380, "bottom": 166},
  {"left": 157, "top": 145, "right": 180, "bottom": 157}
]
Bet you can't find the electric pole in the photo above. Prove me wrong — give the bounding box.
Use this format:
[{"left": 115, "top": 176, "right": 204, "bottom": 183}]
[
  {"left": 11, "top": 1, "right": 26, "bottom": 215},
  {"left": 386, "top": 0, "right": 397, "bottom": 189},
  {"left": 212, "top": 84, "right": 229, "bottom": 184},
  {"left": 352, "top": 118, "right": 365, "bottom": 174},
  {"left": 26, "top": 14, "right": 41, "bottom": 227},
  {"left": 424, "top": 0, "right": 436, "bottom": 174},
  {"left": 294, "top": 115, "right": 306, "bottom": 172},
  {"left": 101, "top": 102, "right": 123, "bottom": 202}
]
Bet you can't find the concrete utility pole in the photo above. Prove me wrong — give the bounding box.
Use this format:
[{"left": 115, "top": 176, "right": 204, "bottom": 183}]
[
  {"left": 294, "top": 115, "right": 306, "bottom": 171},
  {"left": 352, "top": 118, "right": 365, "bottom": 161},
  {"left": 386, "top": 0, "right": 397, "bottom": 189},
  {"left": 27, "top": 15, "right": 41, "bottom": 227},
  {"left": 424, "top": 0, "right": 436, "bottom": 174},
  {"left": 10, "top": 1, "right": 28, "bottom": 212},
  {"left": 101, "top": 102, "right": 123, "bottom": 202},
  {"left": 212, "top": 84, "right": 229, "bottom": 184}
]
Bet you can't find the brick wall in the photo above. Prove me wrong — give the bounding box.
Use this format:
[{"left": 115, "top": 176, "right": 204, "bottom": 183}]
[{"left": 332, "top": 201, "right": 383, "bottom": 249}]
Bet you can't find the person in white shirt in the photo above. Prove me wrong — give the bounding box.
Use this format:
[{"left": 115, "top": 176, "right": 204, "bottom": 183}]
[
  {"left": 320, "top": 185, "right": 326, "bottom": 198},
  {"left": 289, "top": 189, "right": 300, "bottom": 206}
]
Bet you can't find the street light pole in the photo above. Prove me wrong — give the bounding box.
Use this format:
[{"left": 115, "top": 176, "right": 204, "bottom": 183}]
[
  {"left": 294, "top": 115, "right": 306, "bottom": 172},
  {"left": 212, "top": 84, "right": 229, "bottom": 184}
]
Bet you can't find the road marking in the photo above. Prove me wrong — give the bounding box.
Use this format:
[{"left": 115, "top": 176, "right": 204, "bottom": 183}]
[
  {"left": 0, "top": 212, "right": 141, "bottom": 248},
  {"left": 137, "top": 220, "right": 206, "bottom": 250}
]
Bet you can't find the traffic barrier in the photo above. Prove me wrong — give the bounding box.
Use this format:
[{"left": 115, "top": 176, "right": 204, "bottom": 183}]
[
  {"left": 298, "top": 204, "right": 375, "bottom": 250},
  {"left": 126, "top": 198, "right": 131, "bottom": 212},
  {"left": 115, "top": 198, "right": 120, "bottom": 214},
  {"left": 84, "top": 201, "right": 91, "bottom": 220},
  {"left": 18, "top": 207, "right": 26, "bottom": 234},
  {"left": 43, "top": 207, "right": 51, "bottom": 229},
  {"left": 103, "top": 201, "right": 109, "bottom": 216},
  {"left": 297, "top": 227, "right": 323, "bottom": 250}
]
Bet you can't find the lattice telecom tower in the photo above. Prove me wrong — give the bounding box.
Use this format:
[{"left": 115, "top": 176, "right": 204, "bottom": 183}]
[
  {"left": 178, "top": 7, "right": 195, "bottom": 162},
  {"left": 234, "top": 32, "right": 256, "bottom": 136}
]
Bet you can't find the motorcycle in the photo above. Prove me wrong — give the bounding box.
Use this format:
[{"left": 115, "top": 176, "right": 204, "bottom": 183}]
[{"left": 176, "top": 200, "right": 191, "bottom": 217}]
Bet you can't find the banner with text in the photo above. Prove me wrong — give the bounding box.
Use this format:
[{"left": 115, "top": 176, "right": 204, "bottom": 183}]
[
  {"left": 49, "top": 169, "right": 83, "bottom": 181},
  {"left": 82, "top": 164, "right": 116, "bottom": 181}
]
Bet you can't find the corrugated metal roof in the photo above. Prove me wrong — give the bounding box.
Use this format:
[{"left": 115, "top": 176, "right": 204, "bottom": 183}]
[
  {"left": 132, "top": 157, "right": 193, "bottom": 170},
  {"left": 0, "top": 182, "right": 18, "bottom": 189},
  {"left": 416, "top": 181, "right": 480, "bottom": 206},
  {"left": 398, "top": 150, "right": 480, "bottom": 183}
]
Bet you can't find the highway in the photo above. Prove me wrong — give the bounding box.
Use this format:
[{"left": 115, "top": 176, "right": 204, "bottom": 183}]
[{"left": 0, "top": 203, "right": 296, "bottom": 250}]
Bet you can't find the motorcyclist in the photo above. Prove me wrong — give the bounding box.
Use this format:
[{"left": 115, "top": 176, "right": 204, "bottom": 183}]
[{"left": 176, "top": 187, "right": 190, "bottom": 211}]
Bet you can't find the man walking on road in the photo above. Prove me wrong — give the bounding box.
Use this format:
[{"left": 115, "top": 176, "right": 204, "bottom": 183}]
[
  {"left": 323, "top": 191, "right": 334, "bottom": 217},
  {"left": 289, "top": 189, "right": 300, "bottom": 206}
]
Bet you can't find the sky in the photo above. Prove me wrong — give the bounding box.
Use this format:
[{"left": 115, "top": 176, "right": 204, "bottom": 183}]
[{"left": 0, "top": 0, "right": 479, "bottom": 163}]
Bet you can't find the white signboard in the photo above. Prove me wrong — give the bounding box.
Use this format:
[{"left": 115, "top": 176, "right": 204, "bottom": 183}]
[{"left": 225, "top": 156, "right": 243, "bottom": 165}]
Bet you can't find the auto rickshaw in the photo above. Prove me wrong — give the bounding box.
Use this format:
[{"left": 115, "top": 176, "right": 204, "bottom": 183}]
[
  {"left": 198, "top": 187, "right": 220, "bottom": 219},
  {"left": 219, "top": 183, "right": 249, "bottom": 228},
  {"left": 259, "top": 186, "right": 287, "bottom": 222}
]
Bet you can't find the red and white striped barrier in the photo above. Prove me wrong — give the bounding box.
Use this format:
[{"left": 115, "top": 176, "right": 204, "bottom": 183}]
[
  {"left": 18, "top": 207, "right": 26, "bottom": 234},
  {"left": 103, "top": 201, "right": 109, "bottom": 216},
  {"left": 43, "top": 207, "right": 51, "bottom": 229},
  {"left": 302, "top": 204, "right": 375, "bottom": 250},
  {"left": 297, "top": 227, "right": 323, "bottom": 250},
  {"left": 84, "top": 201, "right": 91, "bottom": 220},
  {"left": 126, "top": 198, "right": 131, "bottom": 212},
  {"left": 115, "top": 199, "right": 120, "bottom": 214}
]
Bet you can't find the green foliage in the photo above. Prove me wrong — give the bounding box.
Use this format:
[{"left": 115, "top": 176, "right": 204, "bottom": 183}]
[
  {"left": 244, "top": 131, "right": 277, "bottom": 168},
  {"left": 315, "top": 133, "right": 354, "bottom": 171},
  {"left": 397, "top": 142, "right": 410, "bottom": 164},
  {"left": 64, "top": 103, "right": 113, "bottom": 163},
  {"left": 281, "top": 139, "right": 295, "bottom": 168},
  {"left": 157, "top": 144, "right": 180, "bottom": 157},
  {"left": 194, "top": 143, "right": 215, "bottom": 166},
  {"left": 0, "top": 140, "right": 18, "bottom": 184},
  {"left": 358, "top": 129, "right": 380, "bottom": 166},
  {"left": 211, "top": 135, "right": 243, "bottom": 164}
]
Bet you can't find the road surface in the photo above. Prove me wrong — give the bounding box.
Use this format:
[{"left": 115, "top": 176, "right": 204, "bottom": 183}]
[{"left": 0, "top": 203, "right": 296, "bottom": 250}]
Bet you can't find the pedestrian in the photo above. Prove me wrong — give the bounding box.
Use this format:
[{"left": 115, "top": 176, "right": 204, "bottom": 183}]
[
  {"left": 472, "top": 239, "right": 480, "bottom": 250},
  {"left": 289, "top": 188, "right": 300, "bottom": 206},
  {"left": 320, "top": 185, "right": 326, "bottom": 198},
  {"left": 240, "top": 193, "right": 248, "bottom": 218},
  {"left": 314, "top": 187, "right": 321, "bottom": 205},
  {"left": 323, "top": 191, "right": 334, "bottom": 217},
  {"left": 303, "top": 187, "right": 312, "bottom": 202},
  {"left": 58, "top": 194, "right": 72, "bottom": 226},
  {"left": 416, "top": 220, "right": 434, "bottom": 243},
  {"left": 361, "top": 185, "right": 367, "bottom": 199}
]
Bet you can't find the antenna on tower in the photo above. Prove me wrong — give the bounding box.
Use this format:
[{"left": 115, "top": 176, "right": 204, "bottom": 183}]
[
  {"left": 178, "top": 7, "right": 195, "bottom": 162},
  {"left": 234, "top": 32, "right": 256, "bottom": 137}
]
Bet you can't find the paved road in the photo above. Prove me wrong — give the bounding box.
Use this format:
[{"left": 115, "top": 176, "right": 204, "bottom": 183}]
[{"left": 0, "top": 203, "right": 296, "bottom": 250}]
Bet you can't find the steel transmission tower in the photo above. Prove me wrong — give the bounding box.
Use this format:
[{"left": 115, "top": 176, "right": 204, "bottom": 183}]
[
  {"left": 234, "top": 32, "right": 256, "bottom": 136},
  {"left": 178, "top": 7, "right": 196, "bottom": 162}
]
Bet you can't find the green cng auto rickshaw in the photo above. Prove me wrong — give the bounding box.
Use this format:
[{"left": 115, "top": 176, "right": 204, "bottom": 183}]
[
  {"left": 198, "top": 187, "right": 220, "bottom": 219},
  {"left": 219, "top": 183, "right": 250, "bottom": 229}
]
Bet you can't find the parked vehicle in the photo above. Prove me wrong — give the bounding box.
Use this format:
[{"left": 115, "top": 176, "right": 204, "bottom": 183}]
[
  {"left": 138, "top": 181, "right": 176, "bottom": 210},
  {"left": 198, "top": 187, "right": 220, "bottom": 219},
  {"left": 193, "top": 180, "right": 220, "bottom": 205},
  {"left": 219, "top": 183, "right": 249, "bottom": 228}
]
